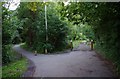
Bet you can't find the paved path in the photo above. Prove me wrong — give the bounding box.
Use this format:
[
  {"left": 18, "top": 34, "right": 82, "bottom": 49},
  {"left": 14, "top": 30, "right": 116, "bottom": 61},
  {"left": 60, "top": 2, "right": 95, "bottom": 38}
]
[{"left": 13, "top": 44, "right": 114, "bottom": 77}]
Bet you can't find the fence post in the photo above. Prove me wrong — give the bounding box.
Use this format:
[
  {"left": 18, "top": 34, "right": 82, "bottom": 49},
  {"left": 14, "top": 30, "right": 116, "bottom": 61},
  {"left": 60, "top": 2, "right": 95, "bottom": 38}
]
[
  {"left": 91, "top": 40, "right": 94, "bottom": 50},
  {"left": 34, "top": 51, "right": 37, "bottom": 56},
  {"left": 70, "top": 40, "right": 73, "bottom": 51}
]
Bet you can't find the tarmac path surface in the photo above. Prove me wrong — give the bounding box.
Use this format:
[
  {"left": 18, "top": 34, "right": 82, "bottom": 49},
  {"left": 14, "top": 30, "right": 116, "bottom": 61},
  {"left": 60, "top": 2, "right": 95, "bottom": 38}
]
[{"left": 13, "top": 43, "right": 114, "bottom": 77}]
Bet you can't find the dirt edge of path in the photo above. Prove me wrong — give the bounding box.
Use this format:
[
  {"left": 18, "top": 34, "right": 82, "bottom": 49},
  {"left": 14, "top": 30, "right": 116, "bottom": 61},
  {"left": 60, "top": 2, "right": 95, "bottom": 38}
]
[
  {"left": 94, "top": 50, "right": 118, "bottom": 77},
  {"left": 22, "top": 58, "right": 36, "bottom": 77}
]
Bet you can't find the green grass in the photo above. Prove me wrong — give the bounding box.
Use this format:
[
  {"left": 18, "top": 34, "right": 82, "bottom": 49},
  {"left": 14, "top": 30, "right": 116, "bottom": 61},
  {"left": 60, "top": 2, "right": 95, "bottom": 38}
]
[
  {"left": 0, "top": 67, "right": 2, "bottom": 78},
  {"left": 2, "top": 58, "right": 28, "bottom": 78},
  {"left": 94, "top": 43, "right": 120, "bottom": 76}
]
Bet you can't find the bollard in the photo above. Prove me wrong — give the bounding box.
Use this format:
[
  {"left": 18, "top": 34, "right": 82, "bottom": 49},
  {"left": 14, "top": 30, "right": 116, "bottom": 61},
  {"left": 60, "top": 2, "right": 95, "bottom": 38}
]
[
  {"left": 34, "top": 51, "right": 37, "bottom": 56},
  {"left": 70, "top": 40, "right": 73, "bottom": 51},
  {"left": 90, "top": 40, "right": 94, "bottom": 50},
  {"left": 45, "top": 49, "right": 47, "bottom": 54}
]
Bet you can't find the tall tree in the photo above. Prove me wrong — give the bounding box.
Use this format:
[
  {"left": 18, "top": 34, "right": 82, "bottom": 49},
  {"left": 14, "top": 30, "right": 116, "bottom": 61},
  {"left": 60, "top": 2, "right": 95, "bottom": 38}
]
[
  {"left": 17, "top": 2, "right": 68, "bottom": 53},
  {"left": 58, "top": 2, "right": 120, "bottom": 74}
]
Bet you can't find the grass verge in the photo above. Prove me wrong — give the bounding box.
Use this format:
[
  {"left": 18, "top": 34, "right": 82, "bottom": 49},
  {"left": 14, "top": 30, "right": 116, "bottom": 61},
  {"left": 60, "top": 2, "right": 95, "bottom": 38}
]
[
  {"left": 94, "top": 44, "right": 120, "bottom": 76},
  {"left": 2, "top": 58, "right": 28, "bottom": 78}
]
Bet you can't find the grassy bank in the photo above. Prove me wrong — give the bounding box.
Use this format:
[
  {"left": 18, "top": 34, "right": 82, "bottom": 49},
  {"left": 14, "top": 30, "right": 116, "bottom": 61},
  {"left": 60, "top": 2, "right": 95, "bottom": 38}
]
[
  {"left": 2, "top": 58, "right": 28, "bottom": 78},
  {"left": 95, "top": 43, "right": 120, "bottom": 76}
]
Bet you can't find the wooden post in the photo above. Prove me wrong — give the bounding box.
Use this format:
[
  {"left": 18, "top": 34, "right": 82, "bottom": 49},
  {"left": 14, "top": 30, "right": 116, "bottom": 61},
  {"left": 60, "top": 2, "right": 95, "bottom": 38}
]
[
  {"left": 34, "top": 51, "right": 37, "bottom": 56},
  {"left": 45, "top": 4, "right": 48, "bottom": 54},
  {"left": 70, "top": 40, "right": 73, "bottom": 51},
  {"left": 45, "top": 49, "right": 47, "bottom": 54},
  {"left": 91, "top": 40, "right": 94, "bottom": 50}
]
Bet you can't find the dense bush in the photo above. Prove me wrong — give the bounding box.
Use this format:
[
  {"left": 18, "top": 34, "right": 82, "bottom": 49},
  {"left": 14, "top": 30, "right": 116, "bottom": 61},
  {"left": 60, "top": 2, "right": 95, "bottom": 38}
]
[
  {"left": 2, "top": 3, "right": 23, "bottom": 65},
  {"left": 17, "top": 2, "right": 68, "bottom": 53},
  {"left": 2, "top": 5, "right": 12, "bottom": 65},
  {"left": 59, "top": 2, "right": 120, "bottom": 75}
]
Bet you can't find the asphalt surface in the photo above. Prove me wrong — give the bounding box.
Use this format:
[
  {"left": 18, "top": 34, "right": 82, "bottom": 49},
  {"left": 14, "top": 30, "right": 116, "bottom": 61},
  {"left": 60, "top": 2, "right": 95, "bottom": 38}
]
[{"left": 13, "top": 44, "right": 114, "bottom": 77}]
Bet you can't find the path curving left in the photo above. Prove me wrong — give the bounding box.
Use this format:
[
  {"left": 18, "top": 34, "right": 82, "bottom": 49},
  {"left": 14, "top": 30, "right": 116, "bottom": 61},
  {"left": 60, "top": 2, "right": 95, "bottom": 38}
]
[
  {"left": 13, "top": 45, "right": 36, "bottom": 77},
  {"left": 13, "top": 44, "right": 115, "bottom": 77}
]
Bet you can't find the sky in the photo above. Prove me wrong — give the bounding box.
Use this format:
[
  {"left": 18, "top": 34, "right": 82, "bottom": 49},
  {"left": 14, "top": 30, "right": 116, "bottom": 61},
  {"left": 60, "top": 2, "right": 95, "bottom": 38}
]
[
  {"left": 7, "top": 0, "right": 20, "bottom": 10},
  {"left": 8, "top": 0, "right": 69, "bottom": 10},
  {"left": 7, "top": 0, "right": 120, "bottom": 10}
]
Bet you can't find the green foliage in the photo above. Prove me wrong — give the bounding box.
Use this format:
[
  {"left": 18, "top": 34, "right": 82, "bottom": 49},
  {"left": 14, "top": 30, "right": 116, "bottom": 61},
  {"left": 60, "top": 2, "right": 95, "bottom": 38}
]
[
  {"left": 17, "top": 2, "right": 68, "bottom": 53},
  {"left": 2, "top": 2, "right": 120, "bottom": 75},
  {"left": 73, "top": 40, "right": 81, "bottom": 48},
  {"left": 80, "top": 24, "right": 94, "bottom": 40},
  {"left": 65, "top": 22, "right": 94, "bottom": 41},
  {"left": 2, "top": 45, "right": 24, "bottom": 65},
  {"left": 2, "top": 2, "right": 23, "bottom": 65},
  {"left": 2, "top": 58, "right": 27, "bottom": 78},
  {"left": 2, "top": 45, "right": 11, "bottom": 65},
  {"left": 56, "top": 2, "right": 95, "bottom": 41},
  {"left": 2, "top": 5, "right": 11, "bottom": 65},
  {"left": 60, "top": 2, "right": 120, "bottom": 75}
]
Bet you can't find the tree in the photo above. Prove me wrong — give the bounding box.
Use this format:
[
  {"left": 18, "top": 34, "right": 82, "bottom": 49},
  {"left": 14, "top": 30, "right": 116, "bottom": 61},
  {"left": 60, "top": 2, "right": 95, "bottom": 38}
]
[
  {"left": 2, "top": 2, "right": 22, "bottom": 65},
  {"left": 58, "top": 2, "right": 120, "bottom": 74},
  {"left": 17, "top": 2, "right": 68, "bottom": 53}
]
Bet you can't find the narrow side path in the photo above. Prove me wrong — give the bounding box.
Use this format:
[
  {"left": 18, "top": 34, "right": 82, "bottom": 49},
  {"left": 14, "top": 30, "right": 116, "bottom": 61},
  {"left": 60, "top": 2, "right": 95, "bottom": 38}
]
[{"left": 13, "top": 44, "right": 115, "bottom": 77}]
